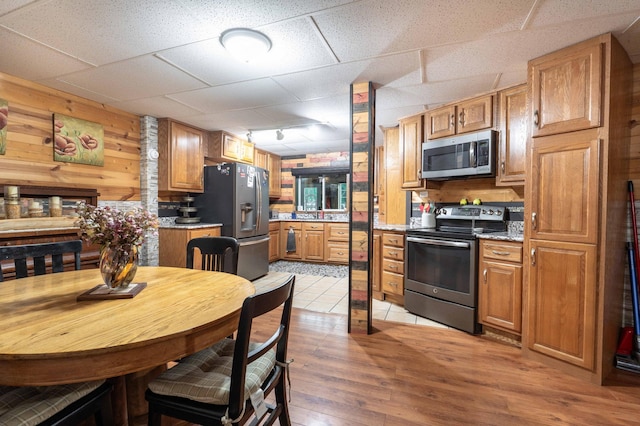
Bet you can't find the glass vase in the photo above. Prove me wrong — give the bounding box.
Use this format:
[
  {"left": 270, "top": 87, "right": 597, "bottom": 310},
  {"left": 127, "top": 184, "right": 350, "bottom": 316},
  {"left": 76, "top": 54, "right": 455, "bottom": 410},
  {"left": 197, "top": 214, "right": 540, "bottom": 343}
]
[{"left": 99, "top": 245, "right": 139, "bottom": 288}]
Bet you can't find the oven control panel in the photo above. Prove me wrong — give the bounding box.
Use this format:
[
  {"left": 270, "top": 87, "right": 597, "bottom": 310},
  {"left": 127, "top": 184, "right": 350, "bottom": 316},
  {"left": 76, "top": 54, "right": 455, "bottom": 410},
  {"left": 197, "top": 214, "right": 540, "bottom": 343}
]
[{"left": 436, "top": 205, "right": 505, "bottom": 221}]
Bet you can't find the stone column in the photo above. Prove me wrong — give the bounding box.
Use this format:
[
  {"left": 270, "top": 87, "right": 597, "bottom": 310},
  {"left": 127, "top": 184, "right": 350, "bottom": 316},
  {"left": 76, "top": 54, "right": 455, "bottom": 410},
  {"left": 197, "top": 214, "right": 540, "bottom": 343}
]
[{"left": 139, "top": 115, "right": 159, "bottom": 266}]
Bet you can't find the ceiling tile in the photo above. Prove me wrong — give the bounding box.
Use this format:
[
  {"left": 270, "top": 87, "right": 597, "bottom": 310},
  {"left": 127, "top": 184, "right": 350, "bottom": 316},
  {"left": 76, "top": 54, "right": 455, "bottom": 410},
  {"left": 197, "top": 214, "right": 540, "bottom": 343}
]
[{"left": 56, "top": 55, "right": 208, "bottom": 102}]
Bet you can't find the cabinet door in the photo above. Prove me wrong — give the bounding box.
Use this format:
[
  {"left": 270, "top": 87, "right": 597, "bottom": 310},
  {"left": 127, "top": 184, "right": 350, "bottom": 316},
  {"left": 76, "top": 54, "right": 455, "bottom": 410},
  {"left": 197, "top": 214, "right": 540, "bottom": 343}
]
[
  {"left": 281, "top": 224, "right": 302, "bottom": 260},
  {"left": 497, "top": 85, "right": 527, "bottom": 186},
  {"left": 159, "top": 120, "right": 204, "bottom": 192},
  {"left": 254, "top": 149, "right": 268, "bottom": 169},
  {"left": 222, "top": 133, "right": 241, "bottom": 161},
  {"left": 399, "top": 114, "right": 426, "bottom": 190},
  {"left": 529, "top": 40, "right": 602, "bottom": 137},
  {"left": 526, "top": 239, "right": 596, "bottom": 370},
  {"left": 426, "top": 105, "right": 456, "bottom": 139},
  {"left": 267, "top": 153, "right": 281, "bottom": 197},
  {"left": 479, "top": 258, "right": 522, "bottom": 334},
  {"left": 382, "top": 271, "right": 403, "bottom": 296},
  {"left": 527, "top": 129, "right": 599, "bottom": 244},
  {"left": 268, "top": 229, "right": 280, "bottom": 262},
  {"left": 303, "top": 223, "right": 324, "bottom": 261},
  {"left": 456, "top": 95, "right": 493, "bottom": 134}
]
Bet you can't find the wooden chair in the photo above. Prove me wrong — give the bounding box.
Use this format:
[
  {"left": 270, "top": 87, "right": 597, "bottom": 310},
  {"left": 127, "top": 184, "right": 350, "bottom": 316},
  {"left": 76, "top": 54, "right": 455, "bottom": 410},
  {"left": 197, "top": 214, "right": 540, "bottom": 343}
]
[
  {"left": 0, "top": 239, "right": 82, "bottom": 282},
  {"left": 186, "top": 236, "right": 240, "bottom": 274},
  {"left": 146, "top": 274, "right": 295, "bottom": 426},
  {"left": 0, "top": 240, "right": 114, "bottom": 426}
]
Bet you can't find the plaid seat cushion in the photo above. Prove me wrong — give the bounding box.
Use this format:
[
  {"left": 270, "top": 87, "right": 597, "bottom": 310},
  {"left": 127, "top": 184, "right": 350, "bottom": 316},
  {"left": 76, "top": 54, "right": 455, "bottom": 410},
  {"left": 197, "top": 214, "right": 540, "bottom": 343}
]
[
  {"left": 0, "top": 380, "right": 104, "bottom": 426},
  {"left": 149, "top": 338, "right": 276, "bottom": 405}
]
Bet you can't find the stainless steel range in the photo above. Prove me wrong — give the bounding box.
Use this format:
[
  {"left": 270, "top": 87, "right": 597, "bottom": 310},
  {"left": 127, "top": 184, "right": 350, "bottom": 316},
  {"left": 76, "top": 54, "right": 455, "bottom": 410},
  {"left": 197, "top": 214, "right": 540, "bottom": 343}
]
[{"left": 404, "top": 205, "right": 506, "bottom": 333}]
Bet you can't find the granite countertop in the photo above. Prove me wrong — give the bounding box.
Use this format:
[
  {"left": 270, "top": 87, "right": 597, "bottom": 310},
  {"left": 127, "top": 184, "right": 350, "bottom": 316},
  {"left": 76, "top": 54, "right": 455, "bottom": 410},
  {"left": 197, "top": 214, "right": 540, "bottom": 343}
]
[
  {"left": 374, "top": 224, "right": 415, "bottom": 232},
  {"left": 476, "top": 231, "right": 524, "bottom": 243},
  {"left": 160, "top": 222, "right": 223, "bottom": 230}
]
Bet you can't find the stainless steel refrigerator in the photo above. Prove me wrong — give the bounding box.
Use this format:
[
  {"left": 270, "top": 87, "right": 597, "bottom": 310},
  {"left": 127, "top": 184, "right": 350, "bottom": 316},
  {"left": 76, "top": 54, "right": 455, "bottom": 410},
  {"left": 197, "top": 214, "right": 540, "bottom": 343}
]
[{"left": 194, "top": 163, "right": 269, "bottom": 281}]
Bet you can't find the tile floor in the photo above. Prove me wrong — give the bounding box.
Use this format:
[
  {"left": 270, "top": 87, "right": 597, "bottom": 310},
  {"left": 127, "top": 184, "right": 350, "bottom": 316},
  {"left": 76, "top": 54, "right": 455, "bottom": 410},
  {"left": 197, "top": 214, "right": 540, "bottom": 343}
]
[{"left": 253, "top": 267, "right": 449, "bottom": 329}]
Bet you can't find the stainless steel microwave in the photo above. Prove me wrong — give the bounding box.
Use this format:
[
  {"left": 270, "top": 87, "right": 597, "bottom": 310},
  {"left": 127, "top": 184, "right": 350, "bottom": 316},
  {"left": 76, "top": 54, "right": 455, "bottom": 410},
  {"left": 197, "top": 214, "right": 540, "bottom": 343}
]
[{"left": 421, "top": 130, "right": 497, "bottom": 180}]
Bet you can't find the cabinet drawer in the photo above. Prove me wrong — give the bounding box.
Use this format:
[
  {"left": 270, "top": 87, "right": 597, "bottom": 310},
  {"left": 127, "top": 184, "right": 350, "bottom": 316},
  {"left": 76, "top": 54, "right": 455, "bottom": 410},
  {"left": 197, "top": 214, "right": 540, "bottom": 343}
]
[
  {"left": 269, "top": 221, "right": 280, "bottom": 232},
  {"left": 189, "top": 227, "right": 221, "bottom": 239},
  {"left": 383, "top": 258, "right": 403, "bottom": 274},
  {"left": 382, "top": 233, "right": 404, "bottom": 248},
  {"left": 327, "top": 223, "right": 349, "bottom": 241},
  {"left": 326, "top": 241, "right": 349, "bottom": 264},
  {"left": 382, "top": 245, "right": 404, "bottom": 261},
  {"left": 282, "top": 222, "right": 302, "bottom": 231},
  {"left": 482, "top": 241, "right": 522, "bottom": 263},
  {"left": 302, "top": 222, "right": 324, "bottom": 231},
  {"left": 382, "top": 271, "right": 404, "bottom": 296}
]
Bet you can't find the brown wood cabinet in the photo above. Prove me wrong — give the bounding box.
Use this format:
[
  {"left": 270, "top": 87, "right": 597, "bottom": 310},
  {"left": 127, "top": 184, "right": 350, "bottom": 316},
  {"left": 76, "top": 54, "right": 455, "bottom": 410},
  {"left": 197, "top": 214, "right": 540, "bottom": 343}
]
[
  {"left": 158, "top": 226, "right": 221, "bottom": 268},
  {"left": 497, "top": 84, "right": 527, "bottom": 186},
  {"left": 425, "top": 94, "right": 493, "bottom": 140},
  {"left": 325, "top": 223, "right": 349, "bottom": 264},
  {"left": 378, "top": 126, "right": 406, "bottom": 224},
  {"left": 381, "top": 231, "right": 404, "bottom": 301},
  {"left": 281, "top": 222, "right": 302, "bottom": 260},
  {"left": 206, "top": 130, "right": 254, "bottom": 165},
  {"left": 158, "top": 119, "right": 205, "bottom": 193},
  {"left": 302, "top": 222, "right": 324, "bottom": 261},
  {"left": 268, "top": 221, "right": 280, "bottom": 262},
  {"left": 529, "top": 41, "right": 602, "bottom": 138},
  {"left": 254, "top": 148, "right": 281, "bottom": 198},
  {"left": 479, "top": 240, "right": 523, "bottom": 335},
  {"left": 372, "top": 231, "right": 382, "bottom": 297},
  {"left": 399, "top": 113, "right": 426, "bottom": 190},
  {"left": 523, "top": 33, "right": 632, "bottom": 384}
]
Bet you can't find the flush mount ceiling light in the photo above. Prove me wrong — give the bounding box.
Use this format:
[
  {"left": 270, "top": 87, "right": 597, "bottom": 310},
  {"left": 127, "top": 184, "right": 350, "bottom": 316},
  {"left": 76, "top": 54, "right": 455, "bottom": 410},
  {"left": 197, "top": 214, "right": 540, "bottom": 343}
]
[
  {"left": 276, "top": 129, "right": 284, "bottom": 140},
  {"left": 220, "top": 28, "right": 272, "bottom": 63}
]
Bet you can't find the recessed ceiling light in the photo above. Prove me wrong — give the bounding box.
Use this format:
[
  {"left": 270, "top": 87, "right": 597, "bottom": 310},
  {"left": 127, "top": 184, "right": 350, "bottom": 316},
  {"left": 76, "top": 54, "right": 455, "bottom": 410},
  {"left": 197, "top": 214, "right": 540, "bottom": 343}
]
[{"left": 220, "top": 28, "right": 272, "bottom": 63}]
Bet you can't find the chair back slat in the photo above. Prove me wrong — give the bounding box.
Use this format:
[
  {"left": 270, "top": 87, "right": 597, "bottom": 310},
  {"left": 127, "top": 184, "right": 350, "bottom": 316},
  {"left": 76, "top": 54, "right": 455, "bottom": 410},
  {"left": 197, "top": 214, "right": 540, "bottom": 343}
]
[
  {"left": 187, "top": 237, "right": 239, "bottom": 274},
  {"left": 0, "top": 240, "right": 83, "bottom": 282}
]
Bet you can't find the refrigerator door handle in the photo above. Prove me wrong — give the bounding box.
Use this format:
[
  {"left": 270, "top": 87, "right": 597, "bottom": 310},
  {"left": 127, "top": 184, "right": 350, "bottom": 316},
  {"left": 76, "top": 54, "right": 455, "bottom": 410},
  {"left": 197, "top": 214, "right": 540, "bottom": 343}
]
[
  {"left": 240, "top": 236, "right": 270, "bottom": 246},
  {"left": 255, "top": 173, "right": 261, "bottom": 233}
]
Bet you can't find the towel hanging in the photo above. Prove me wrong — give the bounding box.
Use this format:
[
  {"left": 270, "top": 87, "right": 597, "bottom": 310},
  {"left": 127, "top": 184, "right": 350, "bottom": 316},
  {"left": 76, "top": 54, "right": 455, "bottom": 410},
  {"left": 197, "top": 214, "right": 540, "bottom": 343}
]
[{"left": 286, "top": 228, "right": 296, "bottom": 253}]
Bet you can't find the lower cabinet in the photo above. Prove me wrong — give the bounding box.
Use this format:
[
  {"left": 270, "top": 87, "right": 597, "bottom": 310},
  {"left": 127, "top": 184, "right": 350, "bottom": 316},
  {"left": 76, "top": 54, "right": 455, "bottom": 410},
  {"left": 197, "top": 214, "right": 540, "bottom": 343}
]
[
  {"left": 159, "top": 226, "right": 221, "bottom": 268},
  {"left": 381, "top": 231, "right": 405, "bottom": 302},
  {"left": 325, "top": 223, "right": 349, "bottom": 264},
  {"left": 268, "top": 221, "right": 280, "bottom": 262},
  {"left": 478, "top": 240, "right": 523, "bottom": 335},
  {"left": 302, "top": 222, "right": 324, "bottom": 261}
]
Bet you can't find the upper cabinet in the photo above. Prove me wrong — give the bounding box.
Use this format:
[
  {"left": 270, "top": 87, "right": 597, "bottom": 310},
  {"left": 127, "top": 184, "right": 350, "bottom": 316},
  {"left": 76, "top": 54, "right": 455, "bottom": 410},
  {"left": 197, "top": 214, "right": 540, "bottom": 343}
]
[
  {"left": 254, "top": 147, "right": 281, "bottom": 198},
  {"left": 529, "top": 41, "right": 602, "bottom": 137},
  {"left": 496, "top": 84, "right": 527, "bottom": 186},
  {"left": 206, "top": 130, "right": 254, "bottom": 165},
  {"left": 399, "top": 113, "right": 426, "bottom": 190},
  {"left": 425, "top": 94, "right": 493, "bottom": 140},
  {"left": 158, "top": 119, "right": 204, "bottom": 193}
]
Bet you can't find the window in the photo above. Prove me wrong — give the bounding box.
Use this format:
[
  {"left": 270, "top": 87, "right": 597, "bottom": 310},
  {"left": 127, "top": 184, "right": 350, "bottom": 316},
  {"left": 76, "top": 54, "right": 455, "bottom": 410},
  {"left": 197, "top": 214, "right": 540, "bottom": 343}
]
[{"left": 293, "top": 170, "right": 349, "bottom": 212}]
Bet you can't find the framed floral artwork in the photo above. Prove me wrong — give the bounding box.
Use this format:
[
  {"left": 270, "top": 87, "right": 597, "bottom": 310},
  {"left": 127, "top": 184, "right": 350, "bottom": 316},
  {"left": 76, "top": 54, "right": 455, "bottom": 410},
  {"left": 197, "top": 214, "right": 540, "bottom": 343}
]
[
  {"left": 53, "top": 113, "right": 104, "bottom": 166},
  {"left": 0, "top": 98, "right": 8, "bottom": 155}
]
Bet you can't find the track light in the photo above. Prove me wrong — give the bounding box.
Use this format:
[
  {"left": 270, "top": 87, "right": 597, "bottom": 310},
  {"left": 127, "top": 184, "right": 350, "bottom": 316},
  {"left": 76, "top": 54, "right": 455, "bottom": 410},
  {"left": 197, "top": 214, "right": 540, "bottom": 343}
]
[
  {"left": 276, "top": 129, "right": 284, "bottom": 140},
  {"left": 246, "top": 131, "right": 253, "bottom": 143}
]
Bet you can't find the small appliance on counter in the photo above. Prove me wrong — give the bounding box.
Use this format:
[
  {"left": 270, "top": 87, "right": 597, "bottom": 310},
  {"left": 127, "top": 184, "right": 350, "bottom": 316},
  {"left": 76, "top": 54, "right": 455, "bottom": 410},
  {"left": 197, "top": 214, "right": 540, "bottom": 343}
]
[{"left": 175, "top": 196, "right": 200, "bottom": 224}]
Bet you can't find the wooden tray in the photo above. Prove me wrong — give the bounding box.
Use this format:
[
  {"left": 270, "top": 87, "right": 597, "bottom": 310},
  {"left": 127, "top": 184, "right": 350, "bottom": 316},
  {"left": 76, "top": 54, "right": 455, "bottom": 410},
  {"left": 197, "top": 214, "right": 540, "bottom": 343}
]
[{"left": 77, "top": 282, "right": 147, "bottom": 301}]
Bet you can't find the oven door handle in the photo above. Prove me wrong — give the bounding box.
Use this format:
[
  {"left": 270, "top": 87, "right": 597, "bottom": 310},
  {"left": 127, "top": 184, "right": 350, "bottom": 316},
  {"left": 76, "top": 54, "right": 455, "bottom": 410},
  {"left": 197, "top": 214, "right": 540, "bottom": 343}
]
[{"left": 406, "top": 236, "right": 470, "bottom": 248}]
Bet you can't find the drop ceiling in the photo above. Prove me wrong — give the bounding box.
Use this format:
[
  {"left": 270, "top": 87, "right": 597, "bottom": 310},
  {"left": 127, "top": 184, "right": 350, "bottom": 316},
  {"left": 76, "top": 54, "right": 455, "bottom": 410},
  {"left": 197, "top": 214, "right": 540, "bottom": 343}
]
[{"left": 0, "top": 0, "right": 638, "bottom": 157}]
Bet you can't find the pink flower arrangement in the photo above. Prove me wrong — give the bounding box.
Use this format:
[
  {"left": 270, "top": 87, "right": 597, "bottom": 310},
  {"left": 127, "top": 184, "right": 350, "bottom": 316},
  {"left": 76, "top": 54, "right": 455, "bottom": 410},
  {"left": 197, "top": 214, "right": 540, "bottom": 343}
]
[{"left": 75, "top": 202, "right": 158, "bottom": 253}]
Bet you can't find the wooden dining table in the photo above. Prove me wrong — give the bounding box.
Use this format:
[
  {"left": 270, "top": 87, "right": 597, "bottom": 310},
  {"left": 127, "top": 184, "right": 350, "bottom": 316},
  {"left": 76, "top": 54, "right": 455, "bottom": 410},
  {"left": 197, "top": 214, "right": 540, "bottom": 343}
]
[{"left": 0, "top": 266, "right": 255, "bottom": 425}]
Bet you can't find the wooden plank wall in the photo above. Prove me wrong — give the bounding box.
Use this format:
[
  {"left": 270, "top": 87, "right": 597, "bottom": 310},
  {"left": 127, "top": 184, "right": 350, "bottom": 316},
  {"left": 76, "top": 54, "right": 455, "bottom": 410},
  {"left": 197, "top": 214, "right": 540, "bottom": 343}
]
[
  {"left": 0, "top": 72, "right": 141, "bottom": 201},
  {"left": 630, "top": 63, "right": 640, "bottom": 188}
]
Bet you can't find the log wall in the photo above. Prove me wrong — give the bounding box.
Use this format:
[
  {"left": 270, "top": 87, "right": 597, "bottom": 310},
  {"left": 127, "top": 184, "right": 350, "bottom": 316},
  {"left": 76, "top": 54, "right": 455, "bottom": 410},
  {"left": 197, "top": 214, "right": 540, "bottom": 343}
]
[{"left": 0, "top": 72, "right": 141, "bottom": 201}]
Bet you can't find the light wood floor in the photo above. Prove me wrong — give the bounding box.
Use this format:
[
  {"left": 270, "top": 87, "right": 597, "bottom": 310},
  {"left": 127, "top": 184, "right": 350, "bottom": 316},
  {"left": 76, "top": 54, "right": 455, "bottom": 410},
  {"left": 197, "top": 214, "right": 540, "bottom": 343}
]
[{"left": 253, "top": 308, "right": 640, "bottom": 426}]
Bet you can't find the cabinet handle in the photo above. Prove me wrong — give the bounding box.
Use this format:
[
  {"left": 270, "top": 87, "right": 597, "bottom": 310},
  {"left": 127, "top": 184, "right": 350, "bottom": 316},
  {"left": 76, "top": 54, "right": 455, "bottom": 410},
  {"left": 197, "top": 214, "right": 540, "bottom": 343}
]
[
  {"left": 491, "top": 250, "right": 511, "bottom": 256},
  {"left": 483, "top": 269, "right": 487, "bottom": 284},
  {"left": 389, "top": 264, "right": 397, "bottom": 269},
  {"left": 531, "top": 248, "right": 536, "bottom": 266},
  {"left": 458, "top": 110, "right": 465, "bottom": 126},
  {"left": 337, "top": 231, "right": 345, "bottom": 235},
  {"left": 338, "top": 252, "right": 344, "bottom": 255},
  {"left": 501, "top": 161, "right": 505, "bottom": 173},
  {"left": 450, "top": 114, "right": 455, "bottom": 128},
  {"left": 531, "top": 212, "right": 537, "bottom": 230},
  {"left": 534, "top": 110, "right": 539, "bottom": 126}
]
